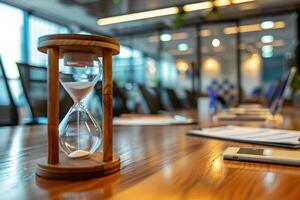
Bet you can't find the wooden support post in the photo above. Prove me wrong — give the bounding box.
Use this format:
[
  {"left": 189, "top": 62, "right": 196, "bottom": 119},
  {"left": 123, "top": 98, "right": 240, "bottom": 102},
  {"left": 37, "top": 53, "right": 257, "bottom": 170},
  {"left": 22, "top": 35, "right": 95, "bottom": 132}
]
[
  {"left": 102, "top": 49, "right": 113, "bottom": 162},
  {"left": 47, "top": 48, "right": 59, "bottom": 164}
]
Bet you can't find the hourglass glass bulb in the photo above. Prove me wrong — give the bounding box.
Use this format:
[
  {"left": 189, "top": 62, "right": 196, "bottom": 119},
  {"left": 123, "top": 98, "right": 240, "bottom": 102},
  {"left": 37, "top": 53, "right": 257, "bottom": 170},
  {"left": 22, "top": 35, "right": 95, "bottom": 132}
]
[{"left": 59, "top": 52, "right": 102, "bottom": 159}]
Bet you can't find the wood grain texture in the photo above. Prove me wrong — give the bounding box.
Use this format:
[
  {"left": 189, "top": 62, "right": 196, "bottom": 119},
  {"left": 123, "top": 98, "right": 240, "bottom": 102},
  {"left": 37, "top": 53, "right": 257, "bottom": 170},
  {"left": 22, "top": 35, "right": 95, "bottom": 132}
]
[
  {"left": 39, "top": 34, "right": 119, "bottom": 45},
  {"left": 36, "top": 152, "right": 120, "bottom": 180},
  {"left": 103, "top": 50, "right": 113, "bottom": 161},
  {"left": 102, "top": 50, "right": 113, "bottom": 95},
  {"left": 38, "top": 34, "right": 120, "bottom": 56},
  {"left": 47, "top": 48, "right": 59, "bottom": 164},
  {"left": 2, "top": 107, "right": 300, "bottom": 199}
]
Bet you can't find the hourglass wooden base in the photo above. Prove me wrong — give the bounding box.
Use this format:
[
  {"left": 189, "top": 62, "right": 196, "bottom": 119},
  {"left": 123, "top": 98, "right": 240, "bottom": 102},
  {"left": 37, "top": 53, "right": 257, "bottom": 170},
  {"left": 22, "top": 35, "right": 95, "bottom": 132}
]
[{"left": 36, "top": 152, "right": 120, "bottom": 180}]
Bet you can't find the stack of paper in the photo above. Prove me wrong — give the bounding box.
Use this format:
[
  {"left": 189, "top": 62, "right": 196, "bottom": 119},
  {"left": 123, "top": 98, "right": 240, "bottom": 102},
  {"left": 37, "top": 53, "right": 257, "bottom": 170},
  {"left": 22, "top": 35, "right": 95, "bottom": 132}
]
[
  {"left": 188, "top": 126, "right": 300, "bottom": 148},
  {"left": 214, "top": 111, "right": 272, "bottom": 121},
  {"left": 113, "top": 115, "right": 194, "bottom": 126}
]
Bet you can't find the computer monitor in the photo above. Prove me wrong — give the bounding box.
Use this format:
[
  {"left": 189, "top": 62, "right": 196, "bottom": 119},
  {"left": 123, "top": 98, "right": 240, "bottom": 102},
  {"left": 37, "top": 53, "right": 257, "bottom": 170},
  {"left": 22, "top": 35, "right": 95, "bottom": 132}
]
[
  {"left": 265, "top": 80, "right": 282, "bottom": 108},
  {"left": 270, "top": 67, "right": 297, "bottom": 116}
]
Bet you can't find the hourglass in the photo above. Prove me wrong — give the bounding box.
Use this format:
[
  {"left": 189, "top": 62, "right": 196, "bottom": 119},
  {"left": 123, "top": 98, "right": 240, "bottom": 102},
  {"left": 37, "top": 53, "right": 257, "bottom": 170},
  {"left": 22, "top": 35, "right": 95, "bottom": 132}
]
[{"left": 36, "top": 34, "right": 120, "bottom": 180}]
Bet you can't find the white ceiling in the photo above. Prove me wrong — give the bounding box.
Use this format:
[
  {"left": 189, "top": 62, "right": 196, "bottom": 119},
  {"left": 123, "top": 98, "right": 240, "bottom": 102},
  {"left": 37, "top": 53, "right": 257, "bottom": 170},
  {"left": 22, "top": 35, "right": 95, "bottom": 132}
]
[
  {"left": 2, "top": 0, "right": 300, "bottom": 35},
  {"left": 1, "top": 0, "right": 102, "bottom": 33}
]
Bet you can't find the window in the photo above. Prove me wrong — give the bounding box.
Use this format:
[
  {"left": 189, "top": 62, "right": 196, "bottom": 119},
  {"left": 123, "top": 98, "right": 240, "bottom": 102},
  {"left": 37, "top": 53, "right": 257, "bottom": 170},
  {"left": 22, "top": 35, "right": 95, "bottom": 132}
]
[
  {"left": 0, "top": 3, "right": 23, "bottom": 79},
  {"left": 113, "top": 44, "right": 133, "bottom": 85},
  {"left": 0, "top": 3, "right": 24, "bottom": 102},
  {"left": 29, "top": 16, "right": 69, "bottom": 66}
]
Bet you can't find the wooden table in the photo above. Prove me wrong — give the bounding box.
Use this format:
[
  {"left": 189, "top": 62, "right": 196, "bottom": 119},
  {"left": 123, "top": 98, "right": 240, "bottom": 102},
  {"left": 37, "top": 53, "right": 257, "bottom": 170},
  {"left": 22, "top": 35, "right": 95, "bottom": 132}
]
[{"left": 2, "top": 107, "right": 300, "bottom": 199}]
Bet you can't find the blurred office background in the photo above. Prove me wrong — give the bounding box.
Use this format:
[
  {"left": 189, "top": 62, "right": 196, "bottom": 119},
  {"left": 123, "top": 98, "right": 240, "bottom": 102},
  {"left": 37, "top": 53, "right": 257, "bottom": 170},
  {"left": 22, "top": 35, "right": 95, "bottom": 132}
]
[{"left": 0, "top": 0, "right": 299, "bottom": 125}]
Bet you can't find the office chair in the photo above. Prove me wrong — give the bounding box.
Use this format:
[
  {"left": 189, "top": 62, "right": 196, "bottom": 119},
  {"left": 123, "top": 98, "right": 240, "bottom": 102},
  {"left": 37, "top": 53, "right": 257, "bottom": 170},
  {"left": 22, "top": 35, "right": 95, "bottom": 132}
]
[
  {"left": 138, "top": 84, "right": 166, "bottom": 114},
  {"left": 17, "top": 63, "right": 72, "bottom": 123},
  {"left": 0, "top": 56, "right": 19, "bottom": 126},
  {"left": 165, "top": 88, "right": 184, "bottom": 110},
  {"left": 185, "top": 90, "right": 197, "bottom": 108},
  {"left": 95, "top": 81, "right": 130, "bottom": 117}
]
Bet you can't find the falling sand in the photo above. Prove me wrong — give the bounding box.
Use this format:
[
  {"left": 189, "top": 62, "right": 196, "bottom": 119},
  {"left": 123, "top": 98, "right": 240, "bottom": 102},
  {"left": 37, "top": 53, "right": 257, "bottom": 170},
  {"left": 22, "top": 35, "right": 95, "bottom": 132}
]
[{"left": 61, "top": 81, "right": 96, "bottom": 102}]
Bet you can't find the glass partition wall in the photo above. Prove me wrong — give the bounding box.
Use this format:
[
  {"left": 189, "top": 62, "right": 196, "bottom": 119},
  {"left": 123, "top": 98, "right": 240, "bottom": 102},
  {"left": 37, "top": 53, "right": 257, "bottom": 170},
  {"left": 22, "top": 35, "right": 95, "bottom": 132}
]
[
  {"left": 200, "top": 22, "right": 239, "bottom": 105},
  {"left": 160, "top": 28, "right": 197, "bottom": 95},
  {"left": 29, "top": 16, "right": 69, "bottom": 66},
  {"left": 240, "top": 13, "right": 297, "bottom": 99},
  {"left": 115, "top": 12, "right": 298, "bottom": 105},
  {"left": 114, "top": 32, "right": 160, "bottom": 87}
]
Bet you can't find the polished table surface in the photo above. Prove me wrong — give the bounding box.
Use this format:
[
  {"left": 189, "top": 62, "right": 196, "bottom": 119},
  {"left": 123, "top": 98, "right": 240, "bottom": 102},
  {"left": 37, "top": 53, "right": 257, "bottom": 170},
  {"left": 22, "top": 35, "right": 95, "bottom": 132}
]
[{"left": 2, "top": 106, "right": 300, "bottom": 199}]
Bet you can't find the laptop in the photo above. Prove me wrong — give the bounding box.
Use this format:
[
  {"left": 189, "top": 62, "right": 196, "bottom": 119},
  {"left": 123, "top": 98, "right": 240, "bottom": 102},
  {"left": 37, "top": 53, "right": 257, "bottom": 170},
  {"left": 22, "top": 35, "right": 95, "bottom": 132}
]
[{"left": 215, "top": 67, "right": 296, "bottom": 121}]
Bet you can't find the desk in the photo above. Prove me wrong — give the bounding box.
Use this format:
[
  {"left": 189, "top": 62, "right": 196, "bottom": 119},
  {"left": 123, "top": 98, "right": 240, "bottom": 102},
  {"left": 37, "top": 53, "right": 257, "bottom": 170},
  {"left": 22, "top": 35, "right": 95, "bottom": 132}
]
[{"left": 1, "top": 108, "right": 300, "bottom": 199}]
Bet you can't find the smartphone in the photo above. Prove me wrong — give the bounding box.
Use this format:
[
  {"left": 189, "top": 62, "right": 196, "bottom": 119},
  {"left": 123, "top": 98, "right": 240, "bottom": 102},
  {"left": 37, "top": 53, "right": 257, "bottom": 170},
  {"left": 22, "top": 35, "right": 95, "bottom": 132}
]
[{"left": 223, "top": 147, "right": 300, "bottom": 166}]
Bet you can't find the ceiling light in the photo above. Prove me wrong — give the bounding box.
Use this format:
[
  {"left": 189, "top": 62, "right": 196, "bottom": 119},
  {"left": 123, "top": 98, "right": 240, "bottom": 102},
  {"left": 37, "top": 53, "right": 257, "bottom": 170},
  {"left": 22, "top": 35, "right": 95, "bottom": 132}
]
[
  {"left": 172, "top": 32, "right": 188, "bottom": 40},
  {"left": 261, "top": 21, "right": 274, "bottom": 29},
  {"left": 262, "top": 45, "right": 273, "bottom": 58},
  {"left": 274, "top": 21, "right": 285, "bottom": 29},
  {"left": 177, "top": 43, "right": 189, "bottom": 51},
  {"left": 224, "top": 26, "right": 239, "bottom": 34},
  {"left": 232, "top": 0, "right": 255, "bottom": 3},
  {"left": 203, "top": 57, "right": 221, "bottom": 73},
  {"left": 148, "top": 32, "right": 188, "bottom": 43},
  {"left": 224, "top": 21, "right": 285, "bottom": 35},
  {"left": 243, "top": 53, "right": 261, "bottom": 72},
  {"left": 262, "top": 51, "right": 273, "bottom": 58},
  {"left": 183, "top": 0, "right": 255, "bottom": 12},
  {"left": 212, "top": 39, "right": 221, "bottom": 47},
  {"left": 148, "top": 65, "right": 156, "bottom": 74},
  {"left": 176, "top": 59, "right": 190, "bottom": 74},
  {"left": 97, "top": 7, "right": 179, "bottom": 25},
  {"left": 183, "top": 2, "right": 212, "bottom": 12},
  {"left": 262, "top": 45, "right": 273, "bottom": 53},
  {"left": 160, "top": 34, "right": 172, "bottom": 42},
  {"left": 238, "top": 3, "right": 257, "bottom": 10},
  {"left": 240, "top": 24, "right": 261, "bottom": 32},
  {"left": 214, "top": 0, "right": 231, "bottom": 7},
  {"left": 261, "top": 35, "right": 274, "bottom": 43},
  {"left": 98, "top": 0, "right": 257, "bottom": 25},
  {"left": 147, "top": 60, "right": 157, "bottom": 75},
  {"left": 200, "top": 29, "right": 211, "bottom": 37}
]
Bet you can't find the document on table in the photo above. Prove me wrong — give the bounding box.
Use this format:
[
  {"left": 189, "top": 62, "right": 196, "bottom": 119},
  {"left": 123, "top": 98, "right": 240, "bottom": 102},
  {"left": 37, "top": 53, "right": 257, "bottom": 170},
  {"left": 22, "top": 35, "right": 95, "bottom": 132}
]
[
  {"left": 188, "top": 126, "right": 300, "bottom": 148},
  {"left": 113, "top": 116, "right": 195, "bottom": 126},
  {"left": 214, "top": 112, "right": 269, "bottom": 121}
]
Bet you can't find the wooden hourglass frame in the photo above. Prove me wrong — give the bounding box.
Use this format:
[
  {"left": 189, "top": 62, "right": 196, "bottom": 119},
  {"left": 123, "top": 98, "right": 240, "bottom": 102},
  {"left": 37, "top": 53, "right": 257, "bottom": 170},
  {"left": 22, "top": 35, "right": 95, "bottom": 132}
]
[{"left": 35, "top": 34, "right": 120, "bottom": 180}]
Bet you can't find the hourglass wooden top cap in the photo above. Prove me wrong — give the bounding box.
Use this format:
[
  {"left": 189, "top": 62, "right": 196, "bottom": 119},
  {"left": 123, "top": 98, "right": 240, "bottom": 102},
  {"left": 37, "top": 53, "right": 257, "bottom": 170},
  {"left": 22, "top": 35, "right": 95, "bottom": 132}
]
[{"left": 38, "top": 34, "right": 120, "bottom": 56}]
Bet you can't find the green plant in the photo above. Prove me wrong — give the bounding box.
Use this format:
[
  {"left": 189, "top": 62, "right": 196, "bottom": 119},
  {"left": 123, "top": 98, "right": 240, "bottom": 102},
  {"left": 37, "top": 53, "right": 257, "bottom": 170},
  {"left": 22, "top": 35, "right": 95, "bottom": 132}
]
[
  {"left": 291, "top": 69, "right": 300, "bottom": 94},
  {"left": 173, "top": 12, "right": 185, "bottom": 29},
  {"left": 112, "top": 0, "right": 120, "bottom": 4},
  {"left": 205, "top": 6, "right": 222, "bottom": 19}
]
